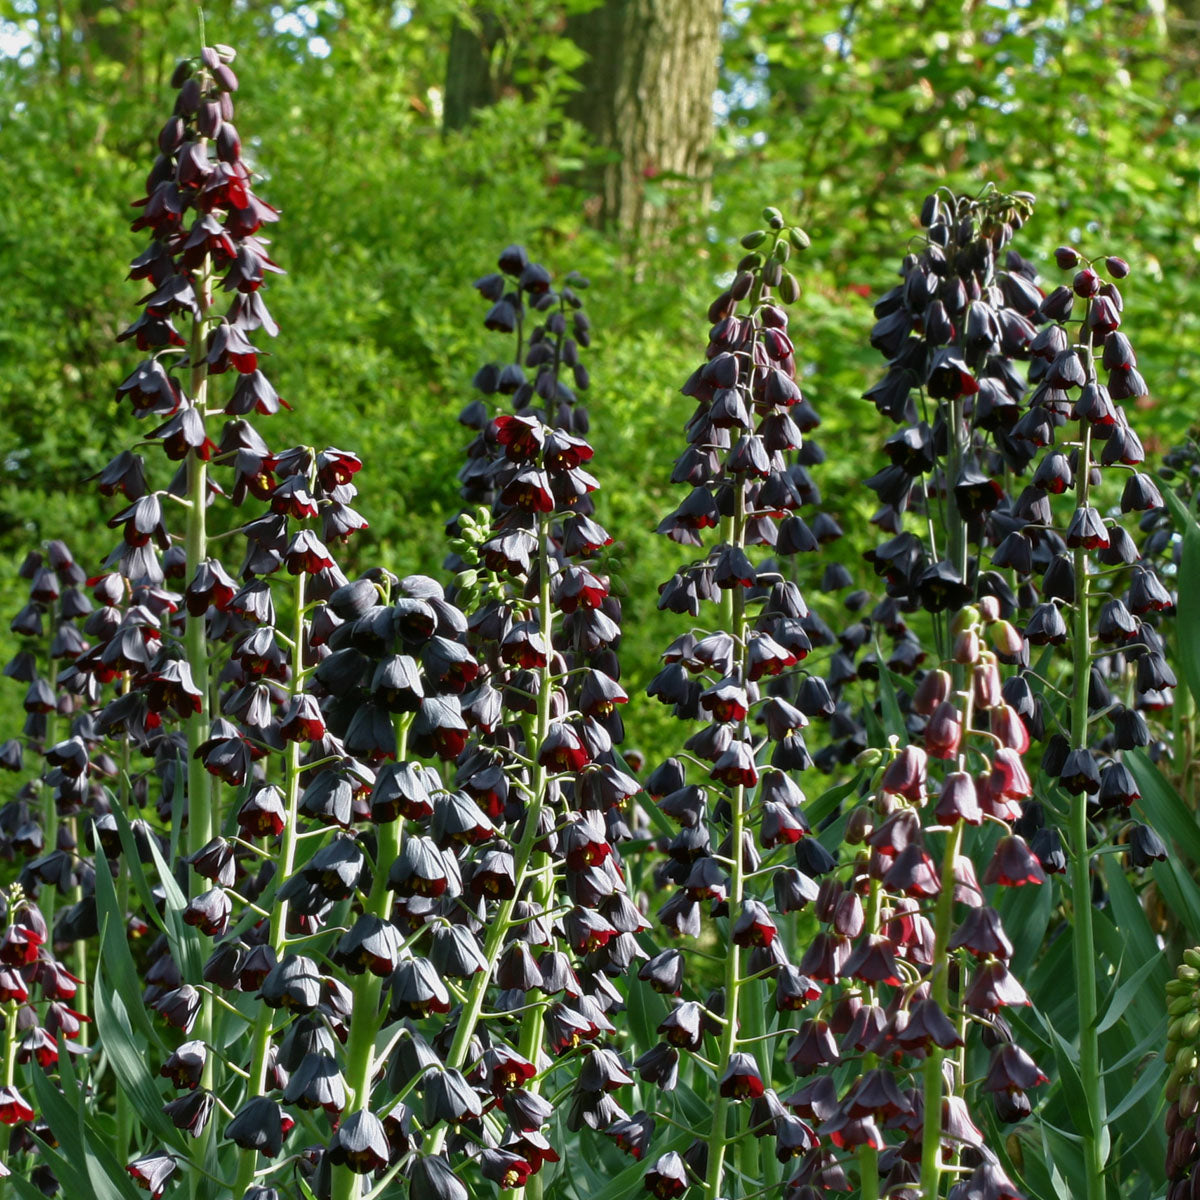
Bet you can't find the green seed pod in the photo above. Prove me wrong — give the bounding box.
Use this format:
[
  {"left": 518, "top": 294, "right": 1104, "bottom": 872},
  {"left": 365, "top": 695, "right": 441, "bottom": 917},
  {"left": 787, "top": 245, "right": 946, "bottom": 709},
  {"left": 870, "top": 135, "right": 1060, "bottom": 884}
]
[
  {"left": 740, "top": 229, "right": 768, "bottom": 250},
  {"left": 762, "top": 206, "right": 785, "bottom": 230},
  {"left": 778, "top": 272, "right": 801, "bottom": 305},
  {"left": 788, "top": 227, "right": 811, "bottom": 251}
]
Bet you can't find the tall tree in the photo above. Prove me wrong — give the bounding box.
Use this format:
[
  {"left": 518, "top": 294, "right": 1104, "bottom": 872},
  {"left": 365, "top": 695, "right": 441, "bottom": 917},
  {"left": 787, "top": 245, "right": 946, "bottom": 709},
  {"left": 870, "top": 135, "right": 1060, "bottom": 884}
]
[
  {"left": 443, "top": 0, "right": 722, "bottom": 230},
  {"left": 443, "top": 11, "right": 504, "bottom": 130},
  {"left": 564, "top": 0, "right": 721, "bottom": 230}
]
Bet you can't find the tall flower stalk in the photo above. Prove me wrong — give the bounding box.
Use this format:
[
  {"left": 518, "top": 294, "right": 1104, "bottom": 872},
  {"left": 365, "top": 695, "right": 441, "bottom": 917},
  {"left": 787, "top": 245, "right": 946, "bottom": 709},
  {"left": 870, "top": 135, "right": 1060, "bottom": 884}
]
[
  {"left": 0, "top": 34, "right": 1192, "bottom": 1200},
  {"left": 642, "top": 207, "right": 830, "bottom": 1199},
  {"left": 1026, "top": 243, "right": 1165, "bottom": 1200},
  {"left": 861, "top": 188, "right": 1053, "bottom": 1199}
]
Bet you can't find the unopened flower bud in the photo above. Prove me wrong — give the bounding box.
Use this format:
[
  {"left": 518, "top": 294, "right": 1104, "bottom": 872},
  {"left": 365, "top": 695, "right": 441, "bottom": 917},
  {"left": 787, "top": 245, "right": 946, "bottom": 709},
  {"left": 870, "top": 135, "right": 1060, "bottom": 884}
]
[
  {"left": 953, "top": 629, "right": 980, "bottom": 665},
  {"left": 912, "top": 668, "right": 951, "bottom": 716},
  {"left": 951, "top": 605, "right": 981, "bottom": 636},
  {"left": 925, "top": 700, "right": 963, "bottom": 760},
  {"left": 972, "top": 659, "right": 1003, "bottom": 710},
  {"left": 845, "top": 806, "right": 874, "bottom": 845},
  {"left": 989, "top": 620, "right": 1024, "bottom": 657}
]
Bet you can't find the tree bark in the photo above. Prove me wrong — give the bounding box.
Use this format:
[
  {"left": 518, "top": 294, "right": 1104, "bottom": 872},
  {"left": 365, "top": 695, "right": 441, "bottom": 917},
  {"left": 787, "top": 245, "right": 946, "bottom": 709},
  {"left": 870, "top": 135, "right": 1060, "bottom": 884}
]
[
  {"left": 444, "top": 13, "right": 503, "bottom": 132},
  {"left": 565, "top": 0, "right": 722, "bottom": 231}
]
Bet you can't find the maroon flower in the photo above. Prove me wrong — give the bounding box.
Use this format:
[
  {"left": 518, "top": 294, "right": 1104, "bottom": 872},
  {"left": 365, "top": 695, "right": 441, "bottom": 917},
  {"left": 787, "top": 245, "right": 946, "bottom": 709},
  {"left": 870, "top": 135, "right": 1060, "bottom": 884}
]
[
  {"left": 719, "top": 1051, "right": 765, "bottom": 1100},
  {"left": 0, "top": 1085, "right": 34, "bottom": 1125},
  {"left": 982, "top": 836, "right": 1046, "bottom": 887}
]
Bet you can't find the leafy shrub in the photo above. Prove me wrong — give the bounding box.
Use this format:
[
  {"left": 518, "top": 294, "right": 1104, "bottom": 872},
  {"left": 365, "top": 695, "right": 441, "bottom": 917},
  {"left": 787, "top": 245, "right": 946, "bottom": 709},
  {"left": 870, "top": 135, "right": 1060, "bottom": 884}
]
[{"left": 0, "top": 35, "right": 1195, "bottom": 1200}]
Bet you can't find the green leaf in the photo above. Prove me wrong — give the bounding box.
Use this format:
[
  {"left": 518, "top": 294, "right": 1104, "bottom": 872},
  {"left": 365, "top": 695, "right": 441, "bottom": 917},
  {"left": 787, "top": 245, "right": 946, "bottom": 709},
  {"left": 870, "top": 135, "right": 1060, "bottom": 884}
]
[
  {"left": 1107, "top": 1054, "right": 1167, "bottom": 1123},
  {"left": 29, "top": 1067, "right": 93, "bottom": 1196},
  {"left": 626, "top": 974, "right": 667, "bottom": 1062},
  {"left": 1039, "top": 1120, "right": 1083, "bottom": 1199},
  {"left": 144, "top": 818, "right": 204, "bottom": 982},
  {"left": 1159, "top": 477, "right": 1197, "bottom": 534},
  {"left": 107, "top": 801, "right": 170, "bottom": 939},
  {"left": 998, "top": 867, "right": 1053, "bottom": 977},
  {"left": 1154, "top": 855, "right": 1200, "bottom": 938},
  {"left": 93, "top": 843, "right": 164, "bottom": 1048},
  {"left": 92, "top": 960, "right": 184, "bottom": 1151},
  {"left": 806, "top": 776, "right": 860, "bottom": 827},
  {"left": 79, "top": 1094, "right": 145, "bottom": 1200},
  {"left": 1095, "top": 952, "right": 1169, "bottom": 1034},
  {"left": 1127, "top": 750, "right": 1200, "bottom": 866},
  {"left": 877, "top": 662, "right": 906, "bottom": 739},
  {"left": 583, "top": 1129, "right": 692, "bottom": 1200},
  {"left": 1100, "top": 1017, "right": 1169, "bottom": 1078},
  {"left": 1033, "top": 1004, "right": 1095, "bottom": 1139}
]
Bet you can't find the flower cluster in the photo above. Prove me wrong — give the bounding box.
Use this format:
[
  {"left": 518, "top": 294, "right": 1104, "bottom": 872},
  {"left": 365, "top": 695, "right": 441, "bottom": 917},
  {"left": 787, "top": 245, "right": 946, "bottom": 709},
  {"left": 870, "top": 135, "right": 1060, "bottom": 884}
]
[
  {"left": 640, "top": 209, "right": 846, "bottom": 1197},
  {"left": 850, "top": 189, "right": 1175, "bottom": 1198},
  {"left": 388, "top": 245, "right": 646, "bottom": 1189},
  {"left": 1, "top": 35, "right": 1194, "bottom": 1200}
]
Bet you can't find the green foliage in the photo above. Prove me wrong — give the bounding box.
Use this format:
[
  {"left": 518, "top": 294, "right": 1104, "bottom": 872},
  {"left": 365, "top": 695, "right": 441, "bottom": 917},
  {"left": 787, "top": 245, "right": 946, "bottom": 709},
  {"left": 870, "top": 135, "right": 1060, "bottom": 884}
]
[{"left": 6, "top": 6, "right": 1200, "bottom": 1198}]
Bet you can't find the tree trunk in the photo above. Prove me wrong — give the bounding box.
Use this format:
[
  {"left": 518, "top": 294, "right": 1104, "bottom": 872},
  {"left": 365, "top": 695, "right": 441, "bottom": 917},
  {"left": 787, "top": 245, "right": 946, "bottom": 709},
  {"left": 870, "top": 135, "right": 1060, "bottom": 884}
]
[
  {"left": 443, "top": 13, "right": 503, "bottom": 132},
  {"left": 565, "top": 0, "right": 722, "bottom": 232}
]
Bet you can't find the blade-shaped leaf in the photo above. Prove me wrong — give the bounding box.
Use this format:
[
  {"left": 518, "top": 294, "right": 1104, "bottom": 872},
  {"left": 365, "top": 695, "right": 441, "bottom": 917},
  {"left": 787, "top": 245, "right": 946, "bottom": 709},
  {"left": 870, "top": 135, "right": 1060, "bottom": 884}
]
[
  {"left": 806, "top": 776, "right": 860, "bottom": 828},
  {"left": 92, "top": 960, "right": 184, "bottom": 1152},
  {"left": 93, "top": 860, "right": 165, "bottom": 1049},
  {"left": 1107, "top": 1054, "right": 1167, "bottom": 1124},
  {"left": 1033, "top": 1004, "right": 1096, "bottom": 1140},
  {"left": 80, "top": 1095, "right": 146, "bottom": 1200},
  {"left": 29, "top": 1066, "right": 93, "bottom": 1195},
  {"left": 1127, "top": 750, "right": 1200, "bottom": 865},
  {"left": 877, "top": 661, "right": 907, "bottom": 739},
  {"left": 1095, "top": 952, "right": 1168, "bottom": 1034}
]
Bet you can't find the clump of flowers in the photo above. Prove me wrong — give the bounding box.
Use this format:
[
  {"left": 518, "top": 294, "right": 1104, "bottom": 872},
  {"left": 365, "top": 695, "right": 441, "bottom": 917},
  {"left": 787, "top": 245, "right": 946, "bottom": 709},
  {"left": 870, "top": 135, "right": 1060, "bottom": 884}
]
[{"left": 639, "top": 207, "right": 841, "bottom": 1198}]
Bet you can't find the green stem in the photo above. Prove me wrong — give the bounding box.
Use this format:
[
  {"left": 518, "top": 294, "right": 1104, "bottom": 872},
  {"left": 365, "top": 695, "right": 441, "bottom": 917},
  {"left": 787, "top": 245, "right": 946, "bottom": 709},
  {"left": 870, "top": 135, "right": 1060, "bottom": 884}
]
[
  {"left": 424, "top": 523, "right": 558, "bottom": 1163},
  {"left": 857, "top": 879, "right": 883, "bottom": 1200},
  {"left": 233, "top": 574, "right": 308, "bottom": 1198},
  {"left": 183, "top": 248, "right": 216, "bottom": 1200},
  {"left": 1069, "top": 413, "right": 1106, "bottom": 1200},
  {"left": 3, "top": 997, "right": 15, "bottom": 1088},
  {"left": 918, "top": 820, "right": 964, "bottom": 1199},
  {"left": 503, "top": 513, "right": 555, "bottom": 1200},
  {"left": 704, "top": 485, "right": 749, "bottom": 1200},
  {"left": 330, "top": 713, "right": 410, "bottom": 1200},
  {"left": 185, "top": 250, "right": 216, "bottom": 867}
]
